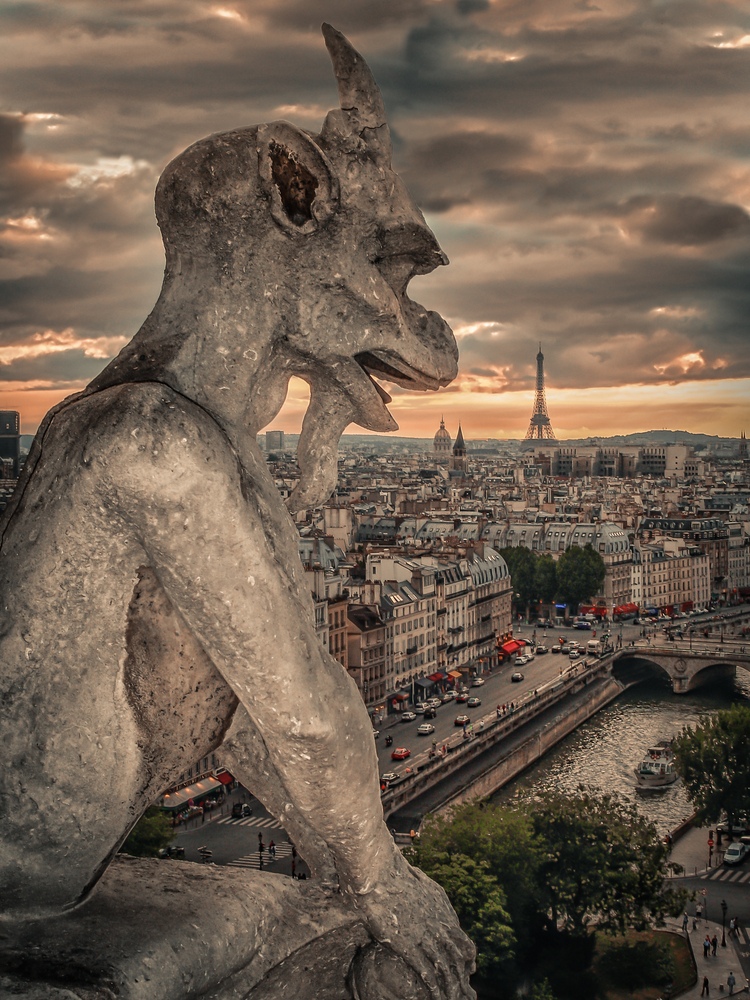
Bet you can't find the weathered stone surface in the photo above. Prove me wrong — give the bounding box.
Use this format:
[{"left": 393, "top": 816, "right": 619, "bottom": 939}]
[
  {"left": 0, "top": 856, "right": 417, "bottom": 999},
  {"left": 0, "top": 23, "right": 473, "bottom": 1000}
]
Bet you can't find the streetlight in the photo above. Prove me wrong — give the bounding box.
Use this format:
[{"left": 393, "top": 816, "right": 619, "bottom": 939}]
[{"left": 721, "top": 898, "right": 728, "bottom": 947}]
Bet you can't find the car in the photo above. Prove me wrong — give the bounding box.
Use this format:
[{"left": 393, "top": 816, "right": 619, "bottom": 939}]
[
  {"left": 426, "top": 697, "right": 442, "bottom": 709},
  {"left": 511, "top": 672, "right": 524, "bottom": 682},
  {"left": 536, "top": 645, "right": 549, "bottom": 654},
  {"left": 723, "top": 842, "right": 748, "bottom": 866},
  {"left": 569, "top": 649, "right": 581, "bottom": 659},
  {"left": 525, "top": 651, "right": 535, "bottom": 661},
  {"left": 158, "top": 844, "right": 186, "bottom": 859},
  {"left": 391, "top": 747, "right": 411, "bottom": 760},
  {"left": 455, "top": 693, "right": 469, "bottom": 703},
  {"left": 380, "top": 771, "right": 400, "bottom": 784},
  {"left": 414, "top": 702, "right": 426, "bottom": 714},
  {"left": 417, "top": 722, "right": 435, "bottom": 736},
  {"left": 454, "top": 714, "right": 470, "bottom": 726},
  {"left": 400, "top": 711, "right": 417, "bottom": 722},
  {"left": 560, "top": 644, "right": 571, "bottom": 654},
  {"left": 515, "top": 654, "right": 529, "bottom": 666},
  {"left": 551, "top": 645, "right": 561, "bottom": 654},
  {"left": 470, "top": 677, "right": 485, "bottom": 687},
  {"left": 440, "top": 691, "right": 456, "bottom": 702},
  {"left": 231, "top": 802, "right": 252, "bottom": 818},
  {"left": 423, "top": 706, "right": 437, "bottom": 719},
  {"left": 467, "top": 697, "right": 481, "bottom": 708}
]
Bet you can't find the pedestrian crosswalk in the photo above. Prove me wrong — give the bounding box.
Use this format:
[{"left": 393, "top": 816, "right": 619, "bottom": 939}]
[
  {"left": 227, "top": 842, "right": 293, "bottom": 870},
  {"left": 703, "top": 866, "right": 750, "bottom": 884},
  {"left": 216, "top": 815, "right": 282, "bottom": 830}
]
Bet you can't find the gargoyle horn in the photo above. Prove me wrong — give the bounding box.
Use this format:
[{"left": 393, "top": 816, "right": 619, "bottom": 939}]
[{"left": 321, "top": 23, "right": 391, "bottom": 157}]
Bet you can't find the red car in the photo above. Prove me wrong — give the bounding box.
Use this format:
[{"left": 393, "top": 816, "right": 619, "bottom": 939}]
[
  {"left": 391, "top": 747, "right": 411, "bottom": 760},
  {"left": 455, "top": 693, "right": 469, "bottom": 703},
  {"left": 454, "top": 714, "right": 470, "bottom": 727}
]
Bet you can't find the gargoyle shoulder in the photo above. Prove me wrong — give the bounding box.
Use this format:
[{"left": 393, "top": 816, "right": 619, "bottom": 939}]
[{"left": 72, "top": 382, "right": 242, "bottom": 499}]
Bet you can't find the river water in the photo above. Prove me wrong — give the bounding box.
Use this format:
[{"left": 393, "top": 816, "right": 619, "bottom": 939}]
[{"left": 494, "top": 671, "right": 750, "bottom": 835}]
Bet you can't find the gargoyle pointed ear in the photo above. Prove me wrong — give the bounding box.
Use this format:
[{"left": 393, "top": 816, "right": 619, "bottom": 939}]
[
  {"left": 322, "top": 22, "right": 386, "bottom": 129},
  {"left": 319, "top": 23, "right": 392, "bottom": 162},
  {"left": 257, "top": 121, "right": 339, "bottom": 234}
]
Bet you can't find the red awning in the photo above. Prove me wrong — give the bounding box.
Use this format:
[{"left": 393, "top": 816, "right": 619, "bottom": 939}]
[
  {"left": 215, "top": 770, "right": 234, "bottom": 786},
  {"left": 500, "top": 639, "right": 525, "bottom": 655}
]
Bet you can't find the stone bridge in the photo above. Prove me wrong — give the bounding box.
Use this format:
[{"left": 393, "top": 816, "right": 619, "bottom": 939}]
[{"left": 611, "top": 639, "right": 750, "bottom": 693}]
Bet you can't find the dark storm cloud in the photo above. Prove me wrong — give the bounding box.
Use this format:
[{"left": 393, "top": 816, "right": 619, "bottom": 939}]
[
  {"left": 621, "top": 195, "right": 750, "bottom": 246},
  {"left": 1, "top": 0, "right": 749, "bottom": 426}
]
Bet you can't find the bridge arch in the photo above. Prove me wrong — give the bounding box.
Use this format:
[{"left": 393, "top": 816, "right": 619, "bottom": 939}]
[{"left": 612, "top": 654, "right": 674, "bottom": 689}]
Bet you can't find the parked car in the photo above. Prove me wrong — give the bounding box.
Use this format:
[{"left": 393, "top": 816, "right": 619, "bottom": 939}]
[
  {"left": 417, "top": 722, "right": 435, "bottom": 736},
  {"left": 515, "top": 655, "right": 529, "bottom": 666},
  {"left": 723, "top": 842, "right": 748, "bottom": 866},
  {"left": 536, "top": 645, "right": 549, "bottom": 654},
  {"left": 455, "top": 693, "right": 469, "bottom": 703},
  {"left": 426, "top": 697, "right": 442, "bottom": 709},
  {"left": 391, "top": 747, "right": 411, "bottom": 760},
  {"left": 454, "top": 714, "right": 470, "bottom": 726},
  {"left": 400, "top": 711, "right": 417, "bottom": 722},
  {"left": 511, "top": 671, "right": 524, "bottom": 682},
  {"left": 467, "top": 697, "right": 481, "bottom": 708},
  {"left": 471, "top": 677, "right": 485, "bottom": 687},
  {"left": 231, "top": 802, "right": 252, "bottom": 818},
  {"left": 441, "top": 691, "right": 456, "bottom": 702}
]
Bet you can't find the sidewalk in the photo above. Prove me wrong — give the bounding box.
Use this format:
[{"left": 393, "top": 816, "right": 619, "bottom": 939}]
[
  {"left": 663, "top": 914, "right": 747, "bottom": 997},
  {"left": 669, "top": 824, "right": 737, "bottom": 878}
]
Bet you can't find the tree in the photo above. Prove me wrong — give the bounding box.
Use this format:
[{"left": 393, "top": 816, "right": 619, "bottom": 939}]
[
  {"left": 500, "top": 547, "right": 538, "bottom": 616},
  {"left": 672, "top": 705, "right": 750, "bottom": 834},
  {"left": 529, "top": 787, "right": 685, "bottom": 938},
  {"left": 417, "top": 852, "right": 516, "bottom": 980},
  {"left": 534, "top": 554, "right": 557, "bottom": 607},
  {"left": 120, "top": 806, "right": 174, "bottom": 857},
  {"left": 555, "top": 545, "right": 605, "bottom": 612},
  {"left": 413, "top": 801, "right": 544, "bottom": 947}
]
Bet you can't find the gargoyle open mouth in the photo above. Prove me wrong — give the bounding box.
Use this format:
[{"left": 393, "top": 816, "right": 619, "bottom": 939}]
[{"left": 355, "top": 350, "right": 443, "bottom": 404}]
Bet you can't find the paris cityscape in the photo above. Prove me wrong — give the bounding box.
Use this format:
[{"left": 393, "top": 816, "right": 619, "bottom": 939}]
[{"left": 2, "top": 2, "right": 750, "bottom": 997}]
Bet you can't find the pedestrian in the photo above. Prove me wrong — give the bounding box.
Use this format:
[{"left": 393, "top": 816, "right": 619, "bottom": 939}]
[
  {"left": 258, "top": 833, "right": 264, "bottom": 854},
  {"left": 703, "top": 935, "right": 711, "bottom": 959},
  {"left": 729, "top": 917, "right": 736, "bottom": 937},
  {"left": 269, "top": 840, "right": 276, "bottom": 859},
  {"left": 727, "top": 971, "right": 736, "bottom": 995},
  {"left": 682, "top": 911, "right": 689, "bottom": 932},
  {"left": 711, "top": 935, "right": 717, "bottom": 956},
  {"left": 701, "top": 975, "right": 709, "bottom": 996},
  {"left": 696, "top": 902, "right": 703, "bottom": 922}
]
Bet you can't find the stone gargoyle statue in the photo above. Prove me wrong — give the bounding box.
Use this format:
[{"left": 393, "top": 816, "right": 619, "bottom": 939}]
[{"left": 0, "top": 23, "right": 474, "bottom": 1000}]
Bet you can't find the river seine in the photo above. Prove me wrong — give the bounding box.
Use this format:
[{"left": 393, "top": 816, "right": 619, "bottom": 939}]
[{"left": 494, "top": 671, "right": 750, "bottom": 835}]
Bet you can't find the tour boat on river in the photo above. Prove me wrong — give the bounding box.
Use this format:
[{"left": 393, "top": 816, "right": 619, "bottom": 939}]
[{"left": 634, "top": 741, "right": 678, "bottom": 789}]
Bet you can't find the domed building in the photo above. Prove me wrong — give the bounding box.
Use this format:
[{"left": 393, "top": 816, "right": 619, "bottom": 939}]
[{"left": 433, "top": 417, "right": 452, "bottom": 459}]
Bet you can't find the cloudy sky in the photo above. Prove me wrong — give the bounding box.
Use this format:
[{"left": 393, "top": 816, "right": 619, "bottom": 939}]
[{"left": 1, "top": 0, "right": 749, "bottom": 441}]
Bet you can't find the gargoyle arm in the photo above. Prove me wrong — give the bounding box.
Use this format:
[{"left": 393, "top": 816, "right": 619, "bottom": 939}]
[{"left": 107, "top": 382, "right": 395, "bottom": 896}]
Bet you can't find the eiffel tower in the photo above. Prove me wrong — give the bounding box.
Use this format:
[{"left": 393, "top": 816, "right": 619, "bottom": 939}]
[{"left": 524, "top": 344, "right": 557, "bottom": 442}]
